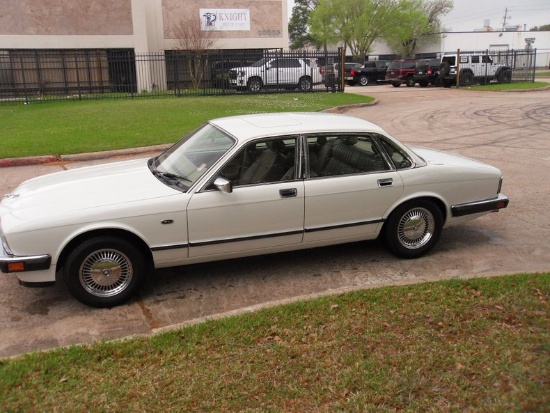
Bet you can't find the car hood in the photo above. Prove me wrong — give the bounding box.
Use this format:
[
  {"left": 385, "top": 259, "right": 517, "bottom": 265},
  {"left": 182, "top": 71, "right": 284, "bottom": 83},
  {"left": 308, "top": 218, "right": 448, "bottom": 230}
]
[{"left": 0, "top": 158, "right": 180, "bottom": 228}]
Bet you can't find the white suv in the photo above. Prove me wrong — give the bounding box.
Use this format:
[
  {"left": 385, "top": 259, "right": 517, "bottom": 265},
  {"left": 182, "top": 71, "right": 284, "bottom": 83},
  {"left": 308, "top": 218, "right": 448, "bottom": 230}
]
[
  {"left": 229, "top": 57, "right": 322, "bottom": 92},
  {"left": 440, "top": 52, "right": 512, "bottom": 86}
]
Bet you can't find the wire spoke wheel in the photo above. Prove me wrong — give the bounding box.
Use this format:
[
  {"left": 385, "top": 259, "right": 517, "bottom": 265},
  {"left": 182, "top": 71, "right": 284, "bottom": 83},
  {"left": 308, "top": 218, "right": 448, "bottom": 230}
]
[
  {"left": 384, "top": 200, "right": 443, "bottom": 258},
  {"left": 64, "top": 236, "right": 146, "bottom": 307},
  {"left": 80, "top": 248, "right": 133, "bottom": 297},
  {"left": 397, "top": 207, "right": 435, "bottom": 249}
]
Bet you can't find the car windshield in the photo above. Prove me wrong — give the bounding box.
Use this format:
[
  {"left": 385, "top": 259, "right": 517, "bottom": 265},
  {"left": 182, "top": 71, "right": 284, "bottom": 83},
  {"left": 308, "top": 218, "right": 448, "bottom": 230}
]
[
  {"left": 150, "top": 124, "right": 235, "bottom": 191},
  {"left": 250, "top": 58, "right": 268, "bottom": 67}
]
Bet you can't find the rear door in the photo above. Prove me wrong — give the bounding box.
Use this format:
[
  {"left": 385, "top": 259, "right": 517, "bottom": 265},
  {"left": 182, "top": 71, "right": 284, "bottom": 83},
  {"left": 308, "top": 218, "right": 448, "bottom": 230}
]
[{"left": 303, "top": 135, "right": 404, "bottom": 243}]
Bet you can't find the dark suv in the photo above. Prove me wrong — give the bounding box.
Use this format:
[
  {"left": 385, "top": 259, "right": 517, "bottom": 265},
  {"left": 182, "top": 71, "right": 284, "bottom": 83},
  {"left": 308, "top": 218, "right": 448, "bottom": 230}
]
[
  {"left": 413, "top": 59, "right": 441, "bottom": 87},
  {"left": 385, "top": 59, "right": 416, "bottom": 87}
]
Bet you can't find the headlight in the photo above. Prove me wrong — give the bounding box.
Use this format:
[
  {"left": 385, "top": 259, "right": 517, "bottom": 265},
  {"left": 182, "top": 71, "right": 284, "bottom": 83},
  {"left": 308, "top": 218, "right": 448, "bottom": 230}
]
[{"left": 0, "top": 219, "right": 13, "bottom": 255}]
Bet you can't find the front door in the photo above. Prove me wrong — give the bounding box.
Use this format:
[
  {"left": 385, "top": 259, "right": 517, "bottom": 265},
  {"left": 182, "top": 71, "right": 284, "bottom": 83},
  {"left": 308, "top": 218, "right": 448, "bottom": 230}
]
[{"left": 186, "top": 136, "right": 304, "bottom": 258}]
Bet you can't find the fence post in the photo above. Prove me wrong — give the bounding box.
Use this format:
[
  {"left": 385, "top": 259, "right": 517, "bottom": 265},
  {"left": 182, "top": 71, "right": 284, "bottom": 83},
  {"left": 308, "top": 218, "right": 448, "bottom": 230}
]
[
  {"left": 19, "top": 55, "right": 29, "bottom": 104},
  {"left": 74, "top": 53, "right": 82, "bottom": 100}
]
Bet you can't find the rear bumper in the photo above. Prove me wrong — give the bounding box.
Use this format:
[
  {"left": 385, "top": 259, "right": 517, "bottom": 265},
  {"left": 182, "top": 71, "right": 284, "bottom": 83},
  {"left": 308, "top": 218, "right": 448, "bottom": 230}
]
[{"left": 451, "top": 194, "right": 509, "bottom": 217}]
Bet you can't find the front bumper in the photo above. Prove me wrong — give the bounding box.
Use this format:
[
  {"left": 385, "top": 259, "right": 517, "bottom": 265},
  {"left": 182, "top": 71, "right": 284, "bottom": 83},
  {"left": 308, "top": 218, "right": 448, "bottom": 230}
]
[
  {"left": 0, "top": 243, "right": 51, "bottom": 274},
  {"left": 451, "top": 194, "right": 509, "bottom": 217}
]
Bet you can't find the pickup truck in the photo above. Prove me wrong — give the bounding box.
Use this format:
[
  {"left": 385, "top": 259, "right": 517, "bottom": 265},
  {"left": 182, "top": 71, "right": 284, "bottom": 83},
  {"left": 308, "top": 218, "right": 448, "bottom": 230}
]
[{"left": 349, "top": 60, "right": 391, "bottom": 86}]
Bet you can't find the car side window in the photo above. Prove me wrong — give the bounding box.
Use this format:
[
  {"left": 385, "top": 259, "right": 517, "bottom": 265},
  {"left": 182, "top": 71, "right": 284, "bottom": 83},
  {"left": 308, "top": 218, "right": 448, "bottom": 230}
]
[
  {"left": 379, "top": 138, "right": 412, "bottom": 169},
  {"left": 471, "top": 56, "right": 480, "bottom": 64},
  {"left": 219, "top": 137, "right": 296, "bottom": 186},
  {"left": 307, "top": 135, "right": 388, "bottom": 177},
  {"left": 482, "top": 55, "right": 493, "bottom": 64}
]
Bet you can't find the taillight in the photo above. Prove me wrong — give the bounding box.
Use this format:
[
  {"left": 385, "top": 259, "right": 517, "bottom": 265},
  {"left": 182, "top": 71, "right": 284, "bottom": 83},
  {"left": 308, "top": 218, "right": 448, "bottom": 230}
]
[
  {"left": 427, "top": 68, "right": 432, "bottom": 75},
  {"left": 351, "top": 69, "right": 356, "bottom": 76}
]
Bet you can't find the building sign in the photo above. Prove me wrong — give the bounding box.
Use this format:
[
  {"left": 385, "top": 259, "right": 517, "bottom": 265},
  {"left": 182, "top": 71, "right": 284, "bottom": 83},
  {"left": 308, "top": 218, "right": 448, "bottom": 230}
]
[{"left": 200, "top": 9, "right": 250, "bottom": 31}]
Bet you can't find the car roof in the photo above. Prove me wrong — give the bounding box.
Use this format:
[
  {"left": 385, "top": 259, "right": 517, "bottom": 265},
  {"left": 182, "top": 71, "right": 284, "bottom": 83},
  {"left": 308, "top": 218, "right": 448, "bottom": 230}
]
[{"left": 209, "top": 113, "right": 386, "bottom": 142}]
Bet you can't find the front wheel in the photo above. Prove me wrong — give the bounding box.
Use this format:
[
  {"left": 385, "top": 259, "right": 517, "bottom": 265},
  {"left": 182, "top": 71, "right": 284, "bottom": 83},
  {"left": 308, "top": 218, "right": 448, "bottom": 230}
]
[
  {"left": 63, "top": 236, "right": 147, "bottom": 308},
  {"left": 247, "top": 78, "right": 263, "bottom": 92},
  {"left": 384, "top": 200, "right": 443, "bottom": 259},
  {"left": 497, "top": 69, "right": 512, "bottom": 84},
  {"left": 391, "top": 82, "right": 401, "bottom": 87},
  {"left": 405, "top": 77, "right": 415, "bottom": 87}
]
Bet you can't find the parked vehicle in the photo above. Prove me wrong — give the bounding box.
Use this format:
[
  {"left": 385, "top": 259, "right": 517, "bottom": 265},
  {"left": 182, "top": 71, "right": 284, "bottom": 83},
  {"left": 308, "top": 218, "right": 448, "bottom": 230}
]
[
  {"left": 228, "top": 57, "right": 322, "bottom": 92},
  {"left": 211, "top": 59, "right": 256, "bottom": 88},
  {"left": 413, "top": 59, "right": 441, "bottom": 87},
  {"left": 440, "top": 52, "right": 512, "bottom": 87},
  {"left": 385, "top": 59, "right": 417, "bottom": 87},
  {"left": 0, "top": 113, "right": 509, "bottom": 308},
  {"left": 349, "top": 60, "right": 391, "bottom": 86}
]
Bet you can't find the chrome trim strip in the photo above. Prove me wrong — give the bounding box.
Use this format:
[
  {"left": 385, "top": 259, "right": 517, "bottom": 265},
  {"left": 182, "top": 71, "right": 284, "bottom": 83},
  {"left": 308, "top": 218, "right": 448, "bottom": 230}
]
[
  {"left": 0, "top": 251, "right": 52, "bottom": 273},
  {"left": 305, "top": 219, "right": 384, "bottom": 233}
]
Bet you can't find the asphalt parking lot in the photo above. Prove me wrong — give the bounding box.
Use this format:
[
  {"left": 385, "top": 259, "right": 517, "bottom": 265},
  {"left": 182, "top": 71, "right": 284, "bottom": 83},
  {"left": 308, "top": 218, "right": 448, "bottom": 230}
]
[{"left": 1, "top": 85, "right": 549, "bottom": 358}]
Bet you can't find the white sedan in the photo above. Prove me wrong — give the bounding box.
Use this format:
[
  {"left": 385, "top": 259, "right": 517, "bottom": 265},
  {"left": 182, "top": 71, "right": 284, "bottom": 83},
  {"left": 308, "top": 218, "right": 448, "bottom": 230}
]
[{"left": 0, "top": 113, "right": 509, "bottom": 307}]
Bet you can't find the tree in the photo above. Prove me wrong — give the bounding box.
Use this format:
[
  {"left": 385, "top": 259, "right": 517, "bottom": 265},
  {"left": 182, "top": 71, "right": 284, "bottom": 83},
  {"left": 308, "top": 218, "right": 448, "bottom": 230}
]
[
  {"left": 531, "top": 24, "right": 550, "bottom": 31},
  {"left": 385, "top": 0, "right": 453, "bottom": 57},
  {"left": 288, "top": 0, "right": 319, "bottom": 49},
  {"left": 309, "top": 0, "right": 406, "bottom": 64},
  {"left": 172, "top": 18, "right": 216, "bottom": 89}
]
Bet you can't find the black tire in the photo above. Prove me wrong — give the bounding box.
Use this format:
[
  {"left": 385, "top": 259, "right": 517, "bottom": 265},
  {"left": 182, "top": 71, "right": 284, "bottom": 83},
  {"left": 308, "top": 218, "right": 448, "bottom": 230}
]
[
  {"left": 405, "top": 77, "right": 415, "bottom": 87},
  {"left": 419, "top": 81, "right": 429, "bottom": 87},
  {"left": 391, "top": 82, "right": 401, "bottom": 87},
  {"left": 460, "top": 72, "right": 474, "bottom": 86},
  {"left": 439, "top": 62, "right": 450, "bottom": 76},
  {"left": 63, "top": 236, "right": 147, "bottom": 308},
  {"left": 298, "top": 76, "right": 312, "bottom": 91},
  {"left": 384, "top": 200, "right": 443, "bottom": 259},
  {"left": 358, "top": 75, "right": 369, "bottom": 86},
  {"left": 497, "top": 69, "right": 512, "bottom": 84},
  {"left": 247, "top": 77, "right": 262, "bottom": 92}
]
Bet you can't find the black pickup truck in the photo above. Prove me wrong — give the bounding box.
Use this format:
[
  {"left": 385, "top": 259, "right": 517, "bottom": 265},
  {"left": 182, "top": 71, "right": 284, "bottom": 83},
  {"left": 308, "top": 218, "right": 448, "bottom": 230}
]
[{"left": 349, "top": 60, "right": 391, "bottom": 86}]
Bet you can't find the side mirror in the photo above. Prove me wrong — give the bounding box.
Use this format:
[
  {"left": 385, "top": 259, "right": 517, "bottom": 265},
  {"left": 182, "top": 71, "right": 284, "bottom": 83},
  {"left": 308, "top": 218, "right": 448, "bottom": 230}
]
[{"left": 214, "top": 177, "right": 233, "bottom": 193}]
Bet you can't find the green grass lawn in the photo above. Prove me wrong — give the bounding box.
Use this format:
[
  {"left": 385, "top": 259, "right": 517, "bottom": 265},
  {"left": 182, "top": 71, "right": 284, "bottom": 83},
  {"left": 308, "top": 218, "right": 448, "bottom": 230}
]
[
  {"left": 1, "top": 273, "right": 547, "bottom": 412},
  {"left": 0, "top": 93, "right": 374, "bottom": 159},
  {"left": 468, "top": 81, "right": 550, "bottom": 91}
]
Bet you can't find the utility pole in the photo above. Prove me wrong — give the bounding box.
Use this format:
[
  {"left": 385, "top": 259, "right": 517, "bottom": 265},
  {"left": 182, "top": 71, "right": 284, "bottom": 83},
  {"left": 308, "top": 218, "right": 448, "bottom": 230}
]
[{"left": 502, "top": 7, "right": 510, "bottom": 30}]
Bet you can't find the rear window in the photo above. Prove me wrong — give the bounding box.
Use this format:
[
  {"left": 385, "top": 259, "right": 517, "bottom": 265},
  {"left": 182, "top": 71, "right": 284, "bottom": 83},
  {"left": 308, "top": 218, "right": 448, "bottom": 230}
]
[{"left": 389, "top": 61, "right": 402, "bottom": 69}]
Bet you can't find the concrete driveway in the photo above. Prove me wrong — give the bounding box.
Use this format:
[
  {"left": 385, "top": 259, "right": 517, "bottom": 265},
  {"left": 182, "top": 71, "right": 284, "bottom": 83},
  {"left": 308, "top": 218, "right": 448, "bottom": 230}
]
[{"left": 1, "top": 85, "right": 549, "bottom": 358}]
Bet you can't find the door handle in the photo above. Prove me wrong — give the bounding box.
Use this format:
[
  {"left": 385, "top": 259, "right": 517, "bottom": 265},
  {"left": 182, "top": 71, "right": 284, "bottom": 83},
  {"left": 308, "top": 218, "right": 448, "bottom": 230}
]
[
  {"left": 279, "top": 188, "right": 297, "bottom": 198},
  {"left": 378, "top": 178, "right": 393, "bottom": 187}
]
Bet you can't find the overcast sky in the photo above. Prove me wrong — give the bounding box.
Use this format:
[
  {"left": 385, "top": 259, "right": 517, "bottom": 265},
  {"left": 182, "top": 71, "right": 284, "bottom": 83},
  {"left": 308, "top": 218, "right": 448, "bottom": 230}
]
[{"left": 287, "top": 0, "right": 550, "bottom": 31}]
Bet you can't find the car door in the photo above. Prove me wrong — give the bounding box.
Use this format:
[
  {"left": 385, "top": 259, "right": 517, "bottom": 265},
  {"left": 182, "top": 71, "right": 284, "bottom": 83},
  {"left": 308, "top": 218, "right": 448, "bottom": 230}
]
[
  {"left": 303, "top": 135, "right": 404, "bottom": 243},
  {"left": 186, "top": 136, "right": 305, "bottom": 258}
]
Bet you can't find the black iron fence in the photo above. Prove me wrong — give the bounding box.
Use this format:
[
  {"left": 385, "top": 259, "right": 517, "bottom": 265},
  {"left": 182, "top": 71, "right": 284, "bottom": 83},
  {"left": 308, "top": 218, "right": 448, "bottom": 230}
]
[{"left": 0, "top": 48, "right": 344, "bottom": 103}]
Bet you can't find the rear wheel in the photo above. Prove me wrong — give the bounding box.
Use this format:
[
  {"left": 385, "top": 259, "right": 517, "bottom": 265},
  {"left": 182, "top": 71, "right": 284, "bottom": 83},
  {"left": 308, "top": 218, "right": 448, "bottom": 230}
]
[
  {"left": 405, "top": 77, "right": 415, "bottom": 87},
  {"left": 460, "top": 72, "right": 474, "bottom": 86},
  {"left": 63, "top": 236, "right": 147, "bottom": 308},
  {"left": 298, "top": 76, "right": 312, "bottom": 91},
  {"left": 384, "top": 200, "right": 443, "bottom": 259},
  {"left": 391, "top": 82, "right": 401, "bottom": 87},
  {"left": 419, "top": 80, "right": 429, "bottom": 87},
  {"left": 359, "top": 75, "right": 369, "bottom": 86}
]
